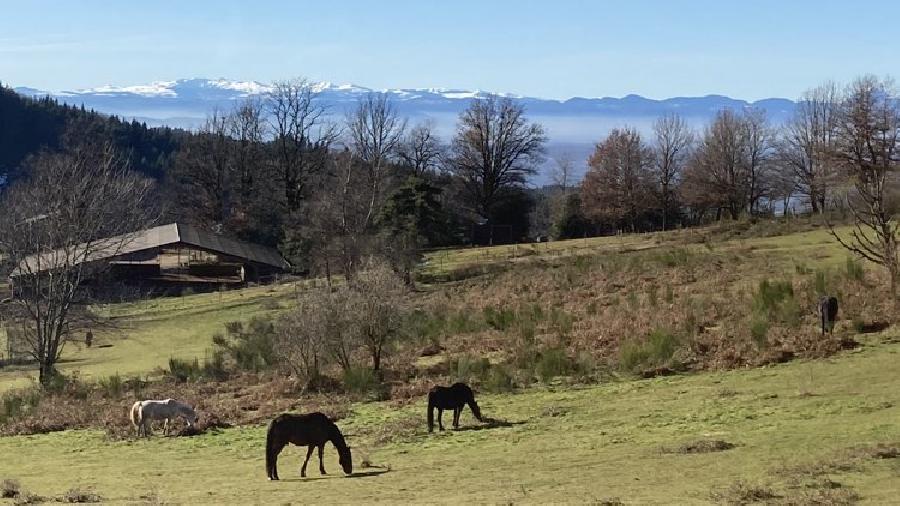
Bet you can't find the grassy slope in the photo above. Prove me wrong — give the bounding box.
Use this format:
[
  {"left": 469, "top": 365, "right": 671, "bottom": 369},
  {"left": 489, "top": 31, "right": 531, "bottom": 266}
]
[
  {"left": 0, "top": 223, "right": 854, "bottom": 392},
  {"left": 1, "top": 333, "right": 898, "bottom": 504},
  {"left": 0, "top": 283, "right": 300, "bottom": 391}
]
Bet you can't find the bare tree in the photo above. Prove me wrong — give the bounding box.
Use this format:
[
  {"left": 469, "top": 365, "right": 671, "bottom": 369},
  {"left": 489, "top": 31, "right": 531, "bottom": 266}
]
[
  {"left": 581, "top": 128, "right": 655, "bottom": 232},
  {"left": 0, "top": 144, "right": 157, "bottom": 384},
  {"left": 652, "top": 114, "right": 694, "bottom": 229},
  {"left": 268, "top": 78, "right": 336, "bottom": 212},
  {"left": 741, "top": 108, "right": 776, "bottom": 214},
  {"left": 683, "top": 109, "right": 749, "bottom": 220},
  {"left": 779, "top": 82, "right": 841, "bottom": 213},
  {"left": 228, "top": 98, "right": 267, "bottom": 205},
  {"left": 449, "top": 96, "right": 546, "bottom": 240},
  {"left": 829, "top": 76, "right": 900, "bottom": 297},
  {"left": 397, "top": 120, "right": 443, "bottom": 177},
  {"left": 169, "top": 110, "right": 232, "bottom": 230},
  {"left": 345, "top": 259, "right": 407, "bottom": 372},
  {"left": 346, "top": 93, "right": 407, "bottom": 231}
]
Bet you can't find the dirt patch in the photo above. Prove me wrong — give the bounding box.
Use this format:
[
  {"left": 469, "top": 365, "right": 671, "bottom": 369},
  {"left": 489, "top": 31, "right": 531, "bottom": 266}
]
[
  {"left": 710, "top": 480, "right": 779, "bottom": 504},
  {"left": 664, "top": 439, "right": 736, "bottom": 454}
]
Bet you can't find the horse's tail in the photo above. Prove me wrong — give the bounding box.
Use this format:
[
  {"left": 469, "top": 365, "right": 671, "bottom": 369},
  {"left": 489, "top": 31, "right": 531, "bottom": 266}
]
[
  {"left": 130, "top": 401, "right": 142, "bottom": 430},
  {"left": 265, "top": 418, "right": 277, "bottom": 479},
  {"left": 426, "top": 391, "right": 435, "bottom": 432}
]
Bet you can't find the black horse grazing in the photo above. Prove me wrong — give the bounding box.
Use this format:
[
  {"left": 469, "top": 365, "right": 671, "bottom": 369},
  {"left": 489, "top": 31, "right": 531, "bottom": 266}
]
[
  {"left": 427, "top": 382, "right": 484, "bottom": 432},
  {"left": 265, "top": 412, "right": 352, "bottom": 481},
  {"left": 819, "top": 296, "right": 839, "bottom": 335}
]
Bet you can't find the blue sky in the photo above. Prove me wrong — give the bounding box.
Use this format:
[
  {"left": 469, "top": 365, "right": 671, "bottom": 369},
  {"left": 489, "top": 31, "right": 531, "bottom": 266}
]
[{"left": 1, "top": 0, "right": 897, "bottom": 100}]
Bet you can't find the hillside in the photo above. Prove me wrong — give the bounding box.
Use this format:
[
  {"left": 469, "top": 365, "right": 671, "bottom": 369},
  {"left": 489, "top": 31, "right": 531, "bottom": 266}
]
[
  {"left": 1, "top": 220, "right": 899, "bottom": 503},
  {"left": 0, "top": 85, "right": 183, "bottom": 183}
]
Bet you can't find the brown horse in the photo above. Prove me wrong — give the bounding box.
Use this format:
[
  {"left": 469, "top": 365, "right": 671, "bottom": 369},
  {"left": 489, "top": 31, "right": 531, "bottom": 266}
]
[{"left": 265, "top": 412, "right": 353, "bottom": 480}]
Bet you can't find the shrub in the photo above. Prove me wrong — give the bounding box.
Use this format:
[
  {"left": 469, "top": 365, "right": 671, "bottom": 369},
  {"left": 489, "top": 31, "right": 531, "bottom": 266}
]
[
  {"left": 656, "top": 248, "right": 691, "bottom": 267},
  {"left": 536, "top": 347, "right": 573, "bottom": 382},
  {"left": 750, "top": 318, "right": 769, "bottom": 348},
  {"left": 342, "top": 367, "right": 379, "bottom": 395},
  {"left": 213, "top": 317, "right": 277, "bottom": 372},
  {"left": 1, "top": 479, "right": 20, "bottom": 498},
  {"left": 814, "top": 270, "right": 828, "bottom": 297},
  {"left": 60, "top": 488, "right": 101, "bottom": 503},
  {"left": 167, "top": 357, "right": 202, "bottom": 382},
  {"left": 483, "top": 307, "right": 517, "bottom": 331},
  {"left": 664, "top": 284, "right": 675, "bottom": 304},
  {"left": 98, "top": 373, "right": 123, "bottom": 398},
  {"left": 752, "top": 279, "right": 794, "bottom": 316},
  {"left": 453, "top": 355, "right": 492, "bottom": 382},
  {"left": 619, "top": 329, "right": 681, "bottom": 373},
  {"left": 647, "top": 284, "right": 659, "bottom": 308},
  {"left": 0, "top": 389, "right": 41, "bottom": 424},
  {"left": 483, "top": 365, "right": 515, "bottom": 393},
  {"left": 845, "top": 257, "right": 865, "bottom": 282}
]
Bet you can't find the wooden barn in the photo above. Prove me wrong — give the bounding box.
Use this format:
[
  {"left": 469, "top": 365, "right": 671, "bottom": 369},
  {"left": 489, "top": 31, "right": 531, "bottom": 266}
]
[{"left": 11, "top": 223, "right": 290, "bottom": 290}]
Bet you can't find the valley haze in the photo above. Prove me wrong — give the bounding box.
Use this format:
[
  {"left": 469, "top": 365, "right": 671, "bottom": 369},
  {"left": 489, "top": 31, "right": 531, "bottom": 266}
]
[{"left": 14, "top": 78, "right": 797, "bottom": 184}]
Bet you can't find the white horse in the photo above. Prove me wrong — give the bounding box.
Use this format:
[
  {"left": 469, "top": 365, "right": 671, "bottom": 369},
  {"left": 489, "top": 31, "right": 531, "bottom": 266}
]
[{"left": 130, "top": 399, "right": 199, "bottom": 437}]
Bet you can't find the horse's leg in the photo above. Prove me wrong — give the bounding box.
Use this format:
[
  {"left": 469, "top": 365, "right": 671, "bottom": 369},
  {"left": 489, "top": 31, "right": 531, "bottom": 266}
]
[
  {"left": 453, "top": 407, "right": 461, "bottom": 428},
  {"left": 300, "top": 445, "right": 315, "bottom": 478},
  {"left": 437, "top": 408, "right": 445, "bottom": 431},
  {"left": 318, "top": 444, "right": 327, "bottom": 475},
  {"left": 164, "top": 418, "right": 169, "bottom": 436}
]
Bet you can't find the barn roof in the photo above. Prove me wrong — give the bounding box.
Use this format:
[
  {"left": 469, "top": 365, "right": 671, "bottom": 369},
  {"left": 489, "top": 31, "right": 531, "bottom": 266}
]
[
  {"left": 128, "top": 223, "right": 290, "bottom": 270},
  {"left": 12, "top": 222, "right": 289, "bottom": 276}
]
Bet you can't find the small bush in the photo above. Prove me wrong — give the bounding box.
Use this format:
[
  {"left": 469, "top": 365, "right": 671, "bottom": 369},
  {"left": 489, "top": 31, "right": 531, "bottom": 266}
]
[
  {"left": 342, "top": 367, "right": 379, "bottom": 395},
  {"left": 647, "top": 284, "right": 659, "bottom": 308},
  {"left": 2, "top": 479, "right": 21, "bottom": 498},
  {"left": 656, "top": 248, "right": 691, "bottom": 268},
  {"left": 664, "top": 284, "right": 675, "bottom": 304},
  {"left": 98, "top": 373, "right": 123, "bottom": 398},
  {"left": 483, "top": 365, "right": 515, "bottom": 393},
  {"left": 483, "top": 307, "right": 517, "bottom": 331},
  {"left": 453, "top": 355, "right": 492, "bottom": 382},
  {"left": 752, "top": 279, "right": 794, "bottom": 315},
  {"left": 536, "top": 347, "right": 573, "bottom": 382},
  {"left": 259, "top": 298, "right": 283, "bottom": 311},
  {"left": 845, "top": 257, "right": 865, "bottom": 282},
  {"left": 213, "top": 317, "right": 277, "bottom": 372},
  {"left": 0, "top": 389, "right": 41, "bottom": 424},
  {"left": 619, "top": 329, "right": 681, "bottom": 373},
  {"left": 814, "top": 270, "right": 828, "bottom": 297},
  {"left": 750, "top": 318, "right": 769, "bottom": 348},
  {"left": 60, "top": 488, "right": 101, "bottom": 503}
]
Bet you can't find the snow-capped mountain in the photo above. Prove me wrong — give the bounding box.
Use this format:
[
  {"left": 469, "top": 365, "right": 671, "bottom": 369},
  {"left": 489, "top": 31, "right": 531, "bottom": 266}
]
[
  {"left": 12, "top": 78, "right": 797, "bottom": 183},
  {"left": 14, "top": 78, "right": 796, "bottom": 133}
]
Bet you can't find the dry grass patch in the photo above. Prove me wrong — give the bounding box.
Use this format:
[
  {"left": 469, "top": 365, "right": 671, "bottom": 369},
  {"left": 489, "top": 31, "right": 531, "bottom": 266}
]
[{"left": 664, "top": 439, "right": 736, "bottom": 454}]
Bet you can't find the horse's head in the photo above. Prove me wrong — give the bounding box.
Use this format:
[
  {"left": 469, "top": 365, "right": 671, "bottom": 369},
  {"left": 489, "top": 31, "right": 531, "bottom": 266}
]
[
  {"left": 339, "top": 445, "right": 353, "bottom": 475},
  {"left": 469, "top": 399, "right": 484, "bottom": 421}
]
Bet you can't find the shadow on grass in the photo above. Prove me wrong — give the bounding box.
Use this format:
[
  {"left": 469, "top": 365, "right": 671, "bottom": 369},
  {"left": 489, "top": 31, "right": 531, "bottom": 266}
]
[
  {"left": 276, "top": 467, "right": 391, "bottom": 482},
  {"left": 453, "top": 417, "right": 525, "bottom": 432},
  {"left": 346, "top": 467, "right": 392, "bottom": 479}
]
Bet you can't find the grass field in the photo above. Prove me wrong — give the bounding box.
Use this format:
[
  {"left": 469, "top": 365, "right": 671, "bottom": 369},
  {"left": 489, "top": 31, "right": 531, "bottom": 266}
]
[
  {"left": 1, "top": 331, "right": 898, "bottom": 504},
  {"left": 2, "top": 221, "right": 900, "bottom": 503}
]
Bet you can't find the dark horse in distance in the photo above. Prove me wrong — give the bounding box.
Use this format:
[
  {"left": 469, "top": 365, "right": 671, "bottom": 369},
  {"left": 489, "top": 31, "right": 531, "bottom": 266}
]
[
  {"left": 819, "top": 296, "right": 839, "bottom": 335},
  {"left": 265, "top": 412, "right": 352, "bottom": 480},
  {"left": 427, "top": 382, "right": 484, "bottom": 432}
]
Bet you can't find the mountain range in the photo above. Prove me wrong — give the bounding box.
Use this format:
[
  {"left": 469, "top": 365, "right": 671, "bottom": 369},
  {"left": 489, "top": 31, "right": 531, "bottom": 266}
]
[
  {"left": 14, "top": 78, "right": 796, "bottom": 133},
  {"left": 12, "top": 78, "right": 798, "bottom": 183}
]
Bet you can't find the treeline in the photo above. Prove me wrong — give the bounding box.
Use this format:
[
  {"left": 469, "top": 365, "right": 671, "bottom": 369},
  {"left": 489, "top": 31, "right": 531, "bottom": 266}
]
[
  {"left": 552, "top": 76, "right": 899, "bottom": 238},
  {"left": 160, "top": 80, "right": 546, "bottom": 278},
  {"left": 4, "top": 75, "right": 897, "bottom": 280},
  {"left": 0, "top": 85, "right": 183, "bottom": 182}
]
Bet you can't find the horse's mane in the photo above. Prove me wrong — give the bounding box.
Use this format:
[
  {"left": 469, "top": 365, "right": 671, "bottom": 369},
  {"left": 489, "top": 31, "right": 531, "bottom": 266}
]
[{"left": 327, "top": 420, "right": 349, "bottom": 451}]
